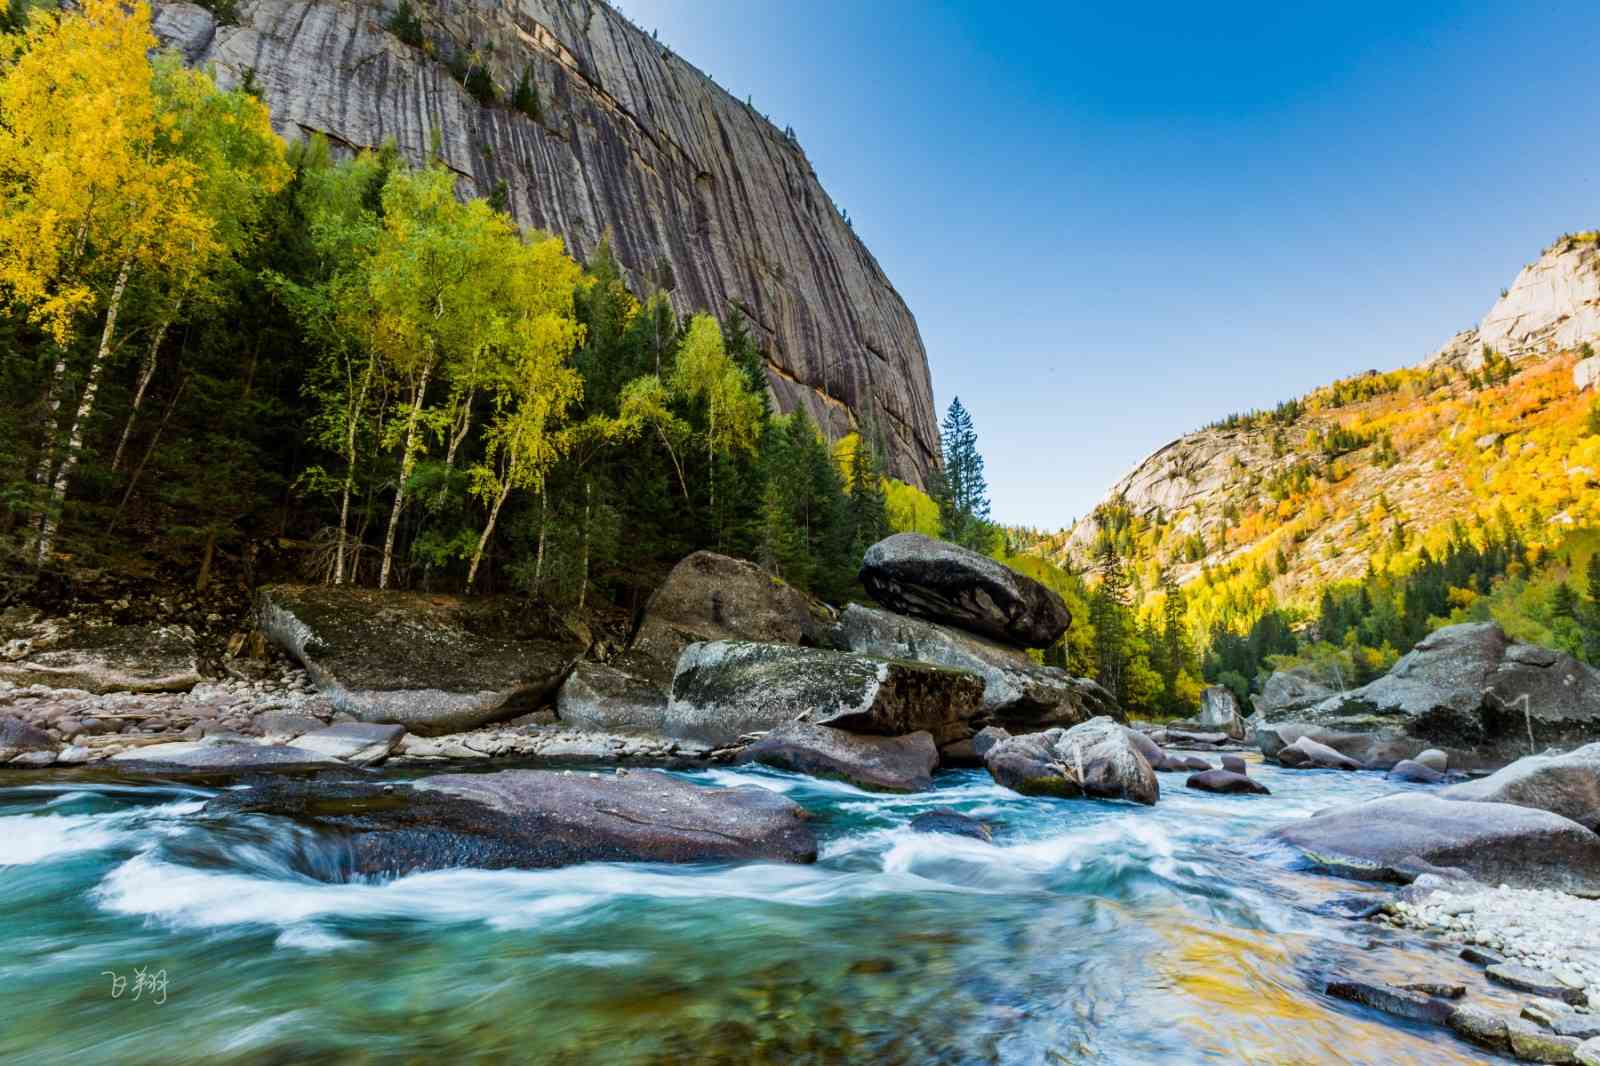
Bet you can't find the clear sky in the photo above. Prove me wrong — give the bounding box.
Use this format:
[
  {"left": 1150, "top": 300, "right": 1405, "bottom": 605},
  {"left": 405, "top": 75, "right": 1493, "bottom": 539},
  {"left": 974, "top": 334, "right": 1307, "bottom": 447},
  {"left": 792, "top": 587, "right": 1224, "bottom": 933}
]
[{"left": 619, "top": 0, "right": 1599, "bottom": 530}]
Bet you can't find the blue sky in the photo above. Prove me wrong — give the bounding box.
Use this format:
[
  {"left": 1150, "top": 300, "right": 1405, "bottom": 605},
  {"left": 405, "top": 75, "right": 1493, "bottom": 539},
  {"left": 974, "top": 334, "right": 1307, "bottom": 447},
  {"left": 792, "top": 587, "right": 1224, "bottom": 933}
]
[{"left": 620, "top": 0, "right": 1600, "bottom": 530}]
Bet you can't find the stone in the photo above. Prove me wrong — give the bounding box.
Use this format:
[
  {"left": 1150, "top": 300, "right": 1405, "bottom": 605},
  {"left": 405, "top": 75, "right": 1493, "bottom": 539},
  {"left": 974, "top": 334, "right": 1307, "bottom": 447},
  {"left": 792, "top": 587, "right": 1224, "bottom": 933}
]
[
  {"left": 1449, "top": 1003, "right": 1511, "bottom": 1051},
  {"left": 1388, "top": 759, "right": 1446, "bottom": 784},
  {"left": 1197, "top": 686, "right": 1247, "bottom": 740},
  {"left": 208, "top": 769, "right": 818, "bottom": 875},
  {"left": 736, "top": 722, "right": 938, "bottom": 793},
  {"left": 908, "top": 808, "right": 993, "bottom": 842},
  {"left": 983, "top": 716, "right": 1158, "bottom": 804},
  {"left": 830, "top": 603, "right": 1117, "bottom": 729},
  {"left": 257, "top": 584, "right": 580, "bottom": 735},
  {"left": 624, "top": 551, "right": 817, "bottom": 684},
  {"left": 110, "top": 740, "right": 340, "bottom": 773},
  {"left": 1416, "top": 748, "right": 1449, "bottom": 772},
  {"left": 1256, "top": 721, "right": 1447, "bottom": 770},
  {"left": 1489, "top": 963, "right": 1591, "bottom": 1007},
  {"left": 55, "top": 745, "right": 92, "bottom": 765},
  {"left": 554, "top": 661, "right": 669, "bottom": 735},
  {"left": 1283, "top": 735, "right": 1362, "bottom": 770},
  {"left": 1579, "top": 1037, "right": 1600, "bottom": 1066},
  {"left": 858, "top": 533, "right": 1071, "bottom": 647},
  {"left": 1462, "top": 946, "right": 1505, "bottom": 968},
  {"left": 291, "top": 723, "right": 407, "bottom": 766},
  {"left": 8, "top": 750, "right": 55, "bottom": 767},
  {"left": 152, "top": 0, "right": 940, "bottom": 486},
  {"left": 1270, "top": 793, "right": 1600, "bottom": 894},
  {"left": 1324, "top": 979, "right": 1455, "bottom": 1024},
  {"left": 1255, "top": 668, "right": 1338, "bottom": 720},
  {"left": 1186, "top": 769, "right": 1270, "bottom": 795},
  {"left": 1507, "top": 1018, "right": 1583, "bottom": 1063},
  {"left": 254, "top": 711, "right": 323, "bottom": 739},
  {"left": 664, "top": 640, "right": 984, "bottom": 748},
  {"left": 1556, "top": 1018, "right": 1600, "bottom": 1041},
  {"left": 0, "top": 715, "right": 55, "bottom": 762},
  {"left": 1527, "top": 1001, "right": 1578, "bottom": 1029},
  {"left": 1442, "top": 744, "right": 1600, "bottom": 831},
  {"left": 1221, "top": 754, "right": 1248, "bottom": 775},
  {"left": 0, "top": 617, "right": 201, "bottom": 694}
]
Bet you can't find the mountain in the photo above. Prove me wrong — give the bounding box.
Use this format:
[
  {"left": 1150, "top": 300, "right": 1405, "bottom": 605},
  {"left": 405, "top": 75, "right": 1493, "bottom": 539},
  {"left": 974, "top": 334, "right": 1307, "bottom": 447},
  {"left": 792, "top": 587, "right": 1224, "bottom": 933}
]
[
  {"left": 1040, "top": 233, "right": 1600, "bottom": 604},
  {"left": 149, "top": 0, "right": 941, "bottom": 486}
]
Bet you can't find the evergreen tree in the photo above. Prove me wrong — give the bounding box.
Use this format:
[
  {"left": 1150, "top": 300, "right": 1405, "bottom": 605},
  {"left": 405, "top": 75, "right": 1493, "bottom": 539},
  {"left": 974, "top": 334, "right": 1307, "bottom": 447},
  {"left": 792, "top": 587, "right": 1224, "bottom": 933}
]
[
  {"left": 937, "top": 396, "right": 992, "bottom": 551},
  {"left": 1091, "top": 537, "right": 1130, "bottom": 700}
]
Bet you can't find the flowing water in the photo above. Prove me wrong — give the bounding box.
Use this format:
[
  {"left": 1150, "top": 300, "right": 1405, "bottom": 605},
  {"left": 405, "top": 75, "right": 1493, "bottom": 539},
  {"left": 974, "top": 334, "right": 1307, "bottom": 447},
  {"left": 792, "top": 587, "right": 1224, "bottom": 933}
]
[{"left": 0, "top": 759, "right": 1521, "bottom": 1064}]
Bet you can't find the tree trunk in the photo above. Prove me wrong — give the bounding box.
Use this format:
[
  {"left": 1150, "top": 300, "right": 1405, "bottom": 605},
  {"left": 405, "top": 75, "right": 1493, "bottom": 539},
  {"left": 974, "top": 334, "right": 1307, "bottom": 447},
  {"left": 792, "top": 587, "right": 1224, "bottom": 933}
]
[
  {"left": 378, "top": 362, "right": 432, "bottom": 590},
  {"left": 578, "top": 478, "right": 592, "bottom": 610},
  {"left": 333, "top": 362, "right": 374, "bottom": 586},
  {"left": 111, "top": 299, "right": 179, "bottom": 473},
  {"left": 534, "top": 490, "right": 547, "bottom": 591},
  {"left": 196, "top": 527, "right": 216, "bottom": 592},
  {"left": 465, "top": 480, "right": 513, "bottom": 592},
  {"left": 37, "top": 257, "right": 132, "bottom": 563},
  {"left": 110, "top": 372, "right": 187, "bottom": 534}
]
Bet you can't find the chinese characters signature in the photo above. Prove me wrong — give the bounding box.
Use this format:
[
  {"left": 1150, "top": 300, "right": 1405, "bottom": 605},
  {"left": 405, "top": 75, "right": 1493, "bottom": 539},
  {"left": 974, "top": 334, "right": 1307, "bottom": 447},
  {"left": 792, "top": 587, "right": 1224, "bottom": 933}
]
[{"left": 102, "top": 965, "right": 168, "bottom": 1005}]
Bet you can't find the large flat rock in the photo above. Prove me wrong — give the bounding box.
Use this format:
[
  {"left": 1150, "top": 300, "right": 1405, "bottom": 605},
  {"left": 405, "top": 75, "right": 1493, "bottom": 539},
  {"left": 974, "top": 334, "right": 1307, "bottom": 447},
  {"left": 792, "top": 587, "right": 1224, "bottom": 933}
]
[
  {"left": 257, "top": 585, "right": 579, "bottom": 735},
  {"left": 859, "top": 533, "right": 1070, "bottom": 648},
  {"left": 110, "top": 740, "right": 341, "bottom": 773},
  {"left": 1442, "top": 743, "right": 1600, "bottom": 830},
  {"left": 0, "top": 616, "right": 201, "bottom": 694},
  {"left": 830, "top": 603, "right": 1118, "bottom": 729},
  {"left": 207, "top": 769, "right": 818, "bottom": 875},
  {"left": 736, "top": 721, "right": 938, "bottom": 793},
  {"left": 1271, "top": 793, "right": 1600, "bottom": 894},
  {"left": 665, "top": 640, "right": 984, "bottom": 748}
]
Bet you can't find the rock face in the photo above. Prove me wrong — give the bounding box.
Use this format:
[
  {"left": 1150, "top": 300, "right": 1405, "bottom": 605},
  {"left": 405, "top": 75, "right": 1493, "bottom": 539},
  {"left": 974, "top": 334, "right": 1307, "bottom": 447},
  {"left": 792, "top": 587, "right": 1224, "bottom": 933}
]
[
  {"left": 0, "top": 616, "right": 201, "bottom": 694},
  {"left": 859, "top": 533, "right": 1071, "bottom": 648},
  {"left": 625, "top": 551, "right": 818, "bottom": 683},
  {"left": 1294, "top": 623, "right": 1600, "bottom": 757},
  {"left": 1255, "top": 669, "right": 1338, "bottom": 720},
  {"left": 736, "top": 722, "right": 937, "bottom": 793},
  {"left": 665, "top": 640, "right": 984, "bottom": 748},
  {"left": 983, "top": 717, "right": 1158, "bottom": 804},
  {"left": 554, "top": 661, "right": 670, "bottom": 735},
  {"left": 209, "top": 769, "right": 818, "bottom": 874},
  {"left": 1429, "top": 234, "right": 1600, "bottom": 370},
  {"left": 1197, "top": 686, "right": 1246, "bottom": 740},
  {"left": 257, "top": 585, "right": 579, "bottom": 735},
  {"left": 1441, "top": 744, "right": 1600, "bottom": 831},
  {"left": 1270, "top": 793, "right": 1600, "bottom": 894},
  {"left": 150, "top": 0, "right": 940, "bottom": 486},
  {"left": 830, "top": 603, "right": 1115, "bottom": 729}
]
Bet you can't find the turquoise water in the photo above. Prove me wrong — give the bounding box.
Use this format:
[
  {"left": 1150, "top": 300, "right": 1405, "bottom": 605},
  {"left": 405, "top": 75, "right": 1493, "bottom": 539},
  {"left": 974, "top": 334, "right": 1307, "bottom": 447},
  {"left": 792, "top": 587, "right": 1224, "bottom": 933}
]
[{"left": 0, "top": 759, "right": 1519, "bottom": 1064}]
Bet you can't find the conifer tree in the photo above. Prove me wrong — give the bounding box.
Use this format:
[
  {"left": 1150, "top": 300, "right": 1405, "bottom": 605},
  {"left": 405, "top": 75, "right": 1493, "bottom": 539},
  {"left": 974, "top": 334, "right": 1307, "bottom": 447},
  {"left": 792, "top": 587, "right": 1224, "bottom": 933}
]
[{"left": 937, "top": 396, "right": 992, "bottom": 551}]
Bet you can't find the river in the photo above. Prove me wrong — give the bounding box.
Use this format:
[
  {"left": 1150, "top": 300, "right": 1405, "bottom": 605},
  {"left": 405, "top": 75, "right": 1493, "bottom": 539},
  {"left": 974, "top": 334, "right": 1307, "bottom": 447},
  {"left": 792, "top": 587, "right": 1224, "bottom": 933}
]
[{"left": 0, "top": 758, "right": 1521, "bottom": 1064}]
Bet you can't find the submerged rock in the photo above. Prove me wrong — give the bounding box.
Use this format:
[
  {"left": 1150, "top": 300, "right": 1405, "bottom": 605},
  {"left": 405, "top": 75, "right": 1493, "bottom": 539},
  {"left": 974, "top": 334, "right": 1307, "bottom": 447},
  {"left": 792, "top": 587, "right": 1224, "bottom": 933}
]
[
  {"left": 1441, "top": 743, "right": 1600, "bottom": 831},
  {"left": 1271, "top": 793, "right": 1600, "bottom": 893},
  {"left": 830, "top": 603, "right": 1117, "bottom": 729},
  {"left": 664, "top": 640, "right": 984, "bottom": 748},
  {"left": 858, "top": 533, "right": 1070, "bottom": 648},
  {"left": 209, "top": 769, "right": 818, "bottom": 875},
  {"left": 909, "top": 808, "right": 992, "bottom": 842},
  {"left": 1324, "top": 979, "right": 1455, "bottom": 1024},
  {"left": 736, "top": 722, "right": 938, "bottom": 793},
  {"left": 257, "top": 584, "right": 579, "bottom": 736},
  {"left": 1186, "top": 769, "right": 1269, "bottom": 795},
  {"left": 984, "top": 717, "right": 1158, "bottom": 804}
]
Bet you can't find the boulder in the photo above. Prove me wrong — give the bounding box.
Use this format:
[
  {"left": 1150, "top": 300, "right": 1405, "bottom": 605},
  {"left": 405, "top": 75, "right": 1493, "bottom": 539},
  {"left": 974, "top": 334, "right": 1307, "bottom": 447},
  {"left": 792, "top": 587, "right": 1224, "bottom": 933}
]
[
  {"left": 1282, "top": 735, "right": 1362, "bottom": 770},
  {"left": 1507, "top": 1019, "right": 1584, "bottom": 1062},
  {"left": 1298, "top": 623, "right": 1600, "bottom": 756},
  {"left": 554, "top": 661, "right": 669, "bottom": 735},
  {"left": 1441, "top": 744, "right": 1600, "bottom": 831},
  {"left": 1221, "top": 754, "right": 1248, "bottom": 775},
  {"left": 1197, "top": 686, "right": 1247, "bottom": 740},
  {"left": 1324, "top": 980, "right": 1455, "bottom": 1025},
  {"left": 208, "top": 769, "right": 817, "bottom": 875},
  {"left": 290, "top": 723, "right": 406, "bottom": 766},
  {"left": 831, "top": 603, "right": 1119, "bottom": 729},
  {"left": 1387, "top": 759, "right": 1446, "bottom": 784},
  {"left": 0, "top": 715, "right": 55, "bottom": 763},
  {"left": 858, "top": 533, "right": 1070, "bottom": 648},
  {"left": 984, "top": 716, "right": 1158, "bottom": 804},
  {"left": 1270, "top": 793, "right": 1600, "bottom": 894},
  {"left": 664, "top": 640, "right": 984, "bottom": 748},
  {"left": 1187, "top": 769, "right": 1270, "bottom": 795},
  {"left": 736, "top": 722, "right": 938, "bottom": 793},
  {"left": 110, "top": 740, "right": 340, "bottom": 773},
  {"left": 625, "top": 551, "right": 818, "bottom": 684},
  {"left": 909, "top": 808, "right": 992, "bottom": 841},
  {"left": 1488, "top": 962, "right": 1590, "bottom": 1007},
  {"left": 257, "top": 585, "right": 580, "bottom": 736},
  {"left": 1255, "top": 668, "right": 1338, "bottom": 720},
  {"left": 1448, "top": 1004, "right": 1511, "bottom": 1052},
  {"left": 1256, "top": 721, "right": 1450, "bottom": 770},
  {"left": 0, "top": 617, "right": 201, "bottom": 694},
  {"left": 1415, "top": 748, "right": 1449, "bottom": 772}
]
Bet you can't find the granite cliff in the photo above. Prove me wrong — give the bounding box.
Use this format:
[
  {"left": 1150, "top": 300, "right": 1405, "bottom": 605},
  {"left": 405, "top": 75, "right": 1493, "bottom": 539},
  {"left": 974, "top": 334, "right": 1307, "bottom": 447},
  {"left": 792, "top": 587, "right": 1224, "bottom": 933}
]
[{"left": 151, "top": 0, "right": 940, "bottom": 485}]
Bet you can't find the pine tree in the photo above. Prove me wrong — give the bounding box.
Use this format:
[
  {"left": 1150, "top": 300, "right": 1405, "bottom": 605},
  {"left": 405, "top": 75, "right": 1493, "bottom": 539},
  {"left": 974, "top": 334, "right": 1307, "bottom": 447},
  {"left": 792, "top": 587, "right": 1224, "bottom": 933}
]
[
  {"left": 1091, "top": 537, "right": 1130, "bottom": 701},
  {"left": 1158, "top": 569, "right": 1189, "bottom": 712},
  {"left": 937, "top": 396, "right": 992, "bottom": 551}
]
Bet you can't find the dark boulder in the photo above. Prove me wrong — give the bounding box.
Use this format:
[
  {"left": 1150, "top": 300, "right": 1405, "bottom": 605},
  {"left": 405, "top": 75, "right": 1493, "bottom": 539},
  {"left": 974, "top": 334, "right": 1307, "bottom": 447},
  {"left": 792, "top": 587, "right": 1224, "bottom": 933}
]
[
  {"left": 859, "top": 533, "right": 1070, "bottom": 648},
  {"left": 939, "top": 725, "right": 1012, "bottom": 768},
  {"left": 737, "top": 722, "right": 938, "bottom": 793},
  {"left": 257, "top": 585, "right": 579, "bottom": 735},
  {"left": 1387, "top": 759, "right": 1446, "bottom": 784},
  {"left": 1221, "top": 754, "right": 1248, "bottom": 775},
  {"left": 984, "top": 717, "right": 1158, "bottom": 804},
  {"left": 624, "top": 551, "right": 819, "bottom": 684},
  {"left": 1187, "top": 769, "right": 1270, "bottom": 795},
  {"left": 1270, "top": 793, "right": 1600, "bottom": 894},
  {"left": 1325, "top": 979, "right": 1456, "bottom": 1025},
  {"left": 665, "top": 640, "right": 984, "bottom": 748},
  {"left": 1441, "top": 743, "right": 1600, "bottom": 831},
  {"left": 909, "top": 808, "right": 993, "bottom": 842},
  {"left": 830, "top": 603, "right": 1118, "bottom": 729},
  {"left": 208, "top": 769, "right": 818, "bottom": 875},
  {"left": 555, "top": 661, "right": 670, "bottom": 735}
]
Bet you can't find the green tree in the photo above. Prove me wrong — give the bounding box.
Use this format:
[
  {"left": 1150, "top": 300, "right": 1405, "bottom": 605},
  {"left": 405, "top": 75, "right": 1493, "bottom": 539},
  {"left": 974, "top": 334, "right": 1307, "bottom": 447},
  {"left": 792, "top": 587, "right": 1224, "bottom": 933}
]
[{"left": 936, "top": 396, "right": 992, "bottom": 551}]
